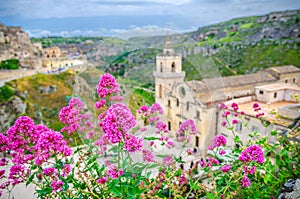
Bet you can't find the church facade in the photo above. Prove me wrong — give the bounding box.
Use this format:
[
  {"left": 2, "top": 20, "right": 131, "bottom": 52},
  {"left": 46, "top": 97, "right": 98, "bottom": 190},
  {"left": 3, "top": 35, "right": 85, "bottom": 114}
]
[{"left": 154, "top": 38, "right": 300, "bottom": 154}]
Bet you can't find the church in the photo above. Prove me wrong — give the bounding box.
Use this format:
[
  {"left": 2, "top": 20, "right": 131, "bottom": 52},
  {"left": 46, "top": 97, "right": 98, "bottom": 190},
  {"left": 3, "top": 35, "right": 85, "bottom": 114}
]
[{"left": 153, "top": 38, "right": 300, "bottom": 154}]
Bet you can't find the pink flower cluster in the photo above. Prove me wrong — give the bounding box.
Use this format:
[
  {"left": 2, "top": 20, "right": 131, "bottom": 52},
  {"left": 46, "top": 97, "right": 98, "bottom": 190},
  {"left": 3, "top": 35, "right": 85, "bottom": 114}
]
[
  {"left": 244, "top": 165, "right": 256, "bottom": 175},
  {"left": 178, "top": 119, "right": 197, "bottom": 135},
  {"left": 208, "top": 135, "right": 227, "bottom": 150},
  {"left": 0, "top": 116, "right": 72, "bottom": 192},
  {"left": 149, "top": 103, "right": 164, "bottom": 114},
  {"left": 123, "top": 134, "right": 143, "bottom": 153},
  {"left": 221, "top": 164, "right": 232, "bottom": 172},
  {"left": 219, "top": 102, "right": 245, "bottom": 127},
  {"left": 239, "top": 145, "right": 265, "bottom": 164},
  {"left": 200, "top": 157, "right": 219, "bottom": 167},
  {"left": 50, "top": 180, "right": 64, "bottom": 192},
  {"left": 59, "top": 98, "right": 94, "bottom": 136},
  {"left": 163, "top": 155, "right": 174, "bottom": 166},
  {"left": 142, "top": 150, "right": 155, "bottom": 162},
  {"left": 100, "top": 103, "right": 137, "bottom": 144},
  {"left": 238, "top": 146, "right": 263, "bottom": 188},
  {"left": 95, "top": 73, "right": 121, "bottom": 109},
  {"left": 155, "top": 121, "right": 169, "bottom": 134},
  {"left": 241, "top": 175, "right": 250, "bottom": 187},
  {"left": 107, "top": 165, "right": 123, "bottom": 179},
  {"left": 97, "top": 176, "right": 108, "bottom": 184},
  {"left": 253, "top": 102, "right": 264, "bottom": 118},
  {"left": 34, "top": 130, "right": 72, "bottom": 165},
  {"left": 137, "top": 105, "right": 149, "bottom": 117}
]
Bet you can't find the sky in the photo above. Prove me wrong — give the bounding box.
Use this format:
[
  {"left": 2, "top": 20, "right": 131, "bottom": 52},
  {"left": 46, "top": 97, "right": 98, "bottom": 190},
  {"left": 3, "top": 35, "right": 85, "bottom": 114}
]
[{"left": 0, "top": 0, "right": 299, "bottom": 38}]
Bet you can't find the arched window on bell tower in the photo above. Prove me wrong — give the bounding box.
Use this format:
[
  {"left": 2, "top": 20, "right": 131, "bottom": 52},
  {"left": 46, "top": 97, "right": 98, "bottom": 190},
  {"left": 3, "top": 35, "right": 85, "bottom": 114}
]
[
  {"left": 171, "top": 62, "right": 175, "bottom": 72},
  {"left": 160, "top": 62, "right": 163, "bottom": 72}
]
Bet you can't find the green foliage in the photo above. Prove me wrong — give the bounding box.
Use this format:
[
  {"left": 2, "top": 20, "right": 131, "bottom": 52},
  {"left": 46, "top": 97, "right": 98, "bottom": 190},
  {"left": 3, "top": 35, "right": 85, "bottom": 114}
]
[
  {"left": 239, "top": 22, "right": 253, "bottom": 30},
  {"left": 0, "top": 84, "right": 14, "bottom": 102},
  {"left": 133, "top": 88, "right": 155, "bottom": 106},
  {"left": 0, "top": 59, "right": 19, "bottom": 69}
]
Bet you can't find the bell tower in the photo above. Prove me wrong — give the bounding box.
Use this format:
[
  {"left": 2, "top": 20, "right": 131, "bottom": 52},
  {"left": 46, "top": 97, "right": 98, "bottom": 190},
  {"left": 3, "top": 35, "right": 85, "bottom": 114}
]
[{"left": 153, "top": 36, "right": 185, "bottom": 108}]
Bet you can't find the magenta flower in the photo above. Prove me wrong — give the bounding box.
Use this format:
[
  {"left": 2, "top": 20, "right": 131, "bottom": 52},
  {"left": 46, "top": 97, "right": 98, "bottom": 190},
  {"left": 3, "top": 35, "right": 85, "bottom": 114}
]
[
  {"left": 8, "top": 164, "right": 29, "bottom": 185},
  {"left": 142, "top": 150, "right": 155, "bottom": 162},
  {"left": 0, "top": 170, "right": 5, "bottom": 179},
  {"left": 178, "top": 119, "right": 197, "bottom": 135},
  {"left": 221, "top": 111, "right": 230, "bottom": 118},
  {"left": 108, "top": 166, "right": 123, "bottom": 179},
  {"left": 50, "top": 180, "right": 64, "bottom": 192},
  {"left": 231, "top": 102, "right": 239, "bottom": 111},
  {"left": 43, "top": 168, "right": 56, "bottom": 176},
  {"left": 155, "top": 121, "right": 169, "bottom": 134},
  {"left": 149, "top": 103, "right": 164, "bottom": 114},
  {"left": 232, "top": 119, "right": 238, "bottom": 124},
  {"left": 123, "top": 134, "right": 143, "bottom": 153},
  {"left": 34, "top": 130, "right": 72, "bottom": 165},
  {"left": 97, "top": 176, "right": 108, "bottom": 184},
  {"left": 186, "top": 148, "right": 193, "bottom": 155},
  {"left": 179, "top": 175, "right": 188, "bottom": 184},
  {"left": 95, "top": 99, "right": 106, "bottom": 109},
  {"left": 101, "top": 103, "right": 136, "bottom": 144},
  {"left": 221, "top": 121, "right": 227, "bottom": 126},
  {"left": 0, "top": 134, "right": 8, "bottom": 152},
  {"left": 96, "top": 73, "right": 120, "bottom": 98},
  {"left": 218, "top": 103, "right": 228, "bottom": 110},
  {"left": 252, "top": 102, "right": 259, "bottom": 109},
  {"left": 241, "top": 175, "right": 250, "bottom": 187},
  {"left": 209, "top": 135, "right": 227, "bottom": 150},
  {"left": 163, "top": 155, "right": 173, "bottom": 166},
  {"left": 0, "top": 158, "right": 8, "bottom": 166},
  {"left": 244, "top": 166, "right": 257, "bottom": 175},
  {"left": 201, "top": 157, "right": 219, "bottom": 167},
  {"left": 62, "top": 164, "right": 71, "bottom": 177},
  {"left": 166, "top": 141, "right": 175, "bottom": 149},
  {"left": 239, "top": 145, "right": 264, "bottom": 164},
  {"left": 219, "top": 149, "right": 226, "bottom": 155},
  {"left": 137, "top": 105, "right": 149, "bottom": 114},
  {"left": 221, "top": 164, "right": 232, "bottom": 172},
  {"left": 7, "top": 116, "right": 37, "bottom": 152},
  {"left": 59, "top": 98, "right": 93, "bottom": 135}
]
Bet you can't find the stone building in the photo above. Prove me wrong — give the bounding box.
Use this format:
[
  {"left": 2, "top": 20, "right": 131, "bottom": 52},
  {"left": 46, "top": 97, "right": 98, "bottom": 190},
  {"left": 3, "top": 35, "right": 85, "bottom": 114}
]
[
  {"left": 0, "top": 23, "right": 42, "bottom": 69},
  {"left": 154, "top": 39, "right": 300, "bottom": 154}
]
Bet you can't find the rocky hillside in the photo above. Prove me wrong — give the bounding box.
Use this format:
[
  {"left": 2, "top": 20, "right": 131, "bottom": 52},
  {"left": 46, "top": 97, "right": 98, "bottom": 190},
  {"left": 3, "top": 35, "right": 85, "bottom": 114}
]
[{"left": 99, "top": 9, "right": 300, "bottom": 83}]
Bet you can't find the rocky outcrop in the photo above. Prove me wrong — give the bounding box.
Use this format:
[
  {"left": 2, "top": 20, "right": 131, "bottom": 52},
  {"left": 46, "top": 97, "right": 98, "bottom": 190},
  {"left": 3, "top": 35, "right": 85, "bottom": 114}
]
[
  {"left": 278, "top": 179, "right": 300, "bottom": 199},
  {"left": 0, "top": 96, "right": 26, "bottom": 132}
]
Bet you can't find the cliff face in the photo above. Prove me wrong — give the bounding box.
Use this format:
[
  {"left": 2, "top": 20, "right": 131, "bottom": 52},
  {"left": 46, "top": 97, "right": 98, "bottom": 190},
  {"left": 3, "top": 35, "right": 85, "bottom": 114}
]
[
  {"left": 0, "top": 96, "right": 26, "bottom": 132},
  {"left": 191, "top": 10, "right": 300, "bottom": 43},
  {"left": 0, "top": 23, "right": 43, "bottom": 69}
]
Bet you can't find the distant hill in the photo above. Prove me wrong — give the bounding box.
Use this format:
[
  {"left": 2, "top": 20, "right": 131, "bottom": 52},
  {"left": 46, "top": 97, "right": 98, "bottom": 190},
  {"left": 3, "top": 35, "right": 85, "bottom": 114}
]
[{"left": 99, "top": 9, "right": 300, "bottom": 83}]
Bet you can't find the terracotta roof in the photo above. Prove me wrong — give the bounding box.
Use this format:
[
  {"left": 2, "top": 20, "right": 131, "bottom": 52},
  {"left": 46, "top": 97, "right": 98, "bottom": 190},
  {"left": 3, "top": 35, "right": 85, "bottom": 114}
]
[
  {"left": 255, "top": 83, "right": 300, "bottom": 92},
  {"left": 188, "top": 72, "right": 277, "bottom": 92},
  {"left": 266, "top": 65, "right": 300, "bottom": 74}
]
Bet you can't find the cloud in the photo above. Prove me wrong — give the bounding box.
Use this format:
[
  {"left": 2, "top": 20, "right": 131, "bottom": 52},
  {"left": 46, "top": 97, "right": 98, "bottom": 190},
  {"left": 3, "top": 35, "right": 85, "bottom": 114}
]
[
  {"left": 0, "top": 0, "right": 193, "bottom": 18},
  {"left": 25, "top": 25, "right": 190, "bottom": 38},
  {"left": 1, "top": 0, "right": 299, "bottom": 37}
]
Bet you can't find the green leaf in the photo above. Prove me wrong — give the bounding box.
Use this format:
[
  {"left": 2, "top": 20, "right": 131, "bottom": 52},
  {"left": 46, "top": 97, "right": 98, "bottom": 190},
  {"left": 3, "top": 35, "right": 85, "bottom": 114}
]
[
  {"left": 206, "top": 192, "right": 216, "bottom": 199},
  {"left": 234, "top": 135, "right": 240, "bottom": 143},
  {"left": 144, "top": 136, "right": 159, "bottom": 141},
  {"left": 271, "top": 130, "right": 278, "bottom": 136},
  {"left": 36, "top": 187, "right": 52, "bottom": 195},
  {"left": 264, "top": 174, "right": 271, "bottom": 183},
  {"left": 174, "top": 156, "right": 185, "bottom": 163},
  {"left": 26, "top": 173, "right": 35, "bottom": 186},
  {"left": 156, "top": 154, "right": 167, "bottom": 158}
]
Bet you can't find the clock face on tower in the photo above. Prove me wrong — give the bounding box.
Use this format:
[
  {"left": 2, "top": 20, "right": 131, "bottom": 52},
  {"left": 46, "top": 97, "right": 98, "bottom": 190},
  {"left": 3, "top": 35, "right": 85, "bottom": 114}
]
[{"left": 179, "top": 86, "right": 186, "bottom": 97}]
